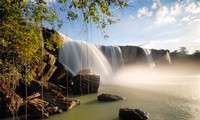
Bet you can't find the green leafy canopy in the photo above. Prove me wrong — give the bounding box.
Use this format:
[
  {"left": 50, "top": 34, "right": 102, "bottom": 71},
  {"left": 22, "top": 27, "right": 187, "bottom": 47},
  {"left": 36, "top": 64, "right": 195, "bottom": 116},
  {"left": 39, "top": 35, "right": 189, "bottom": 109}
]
[{"left": 0, "top": 0, "right": 128, "bottom": 85}]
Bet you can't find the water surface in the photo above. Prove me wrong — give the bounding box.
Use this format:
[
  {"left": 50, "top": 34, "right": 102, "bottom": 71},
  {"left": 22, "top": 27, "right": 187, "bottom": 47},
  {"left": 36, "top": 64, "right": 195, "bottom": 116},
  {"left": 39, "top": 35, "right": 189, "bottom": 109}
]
[{"left": 49, "top": 75, "right": 200, "bottom": 120}]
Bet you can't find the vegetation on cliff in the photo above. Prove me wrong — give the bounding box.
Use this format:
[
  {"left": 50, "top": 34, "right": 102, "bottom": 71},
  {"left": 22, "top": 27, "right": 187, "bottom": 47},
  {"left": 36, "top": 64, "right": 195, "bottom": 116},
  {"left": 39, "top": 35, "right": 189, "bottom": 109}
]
[
  {"left": 0, "top": 0, "right": 128, "bottom": 85},
  {"left": 0, "top": 0, "right": 128, "bottom": 118}
]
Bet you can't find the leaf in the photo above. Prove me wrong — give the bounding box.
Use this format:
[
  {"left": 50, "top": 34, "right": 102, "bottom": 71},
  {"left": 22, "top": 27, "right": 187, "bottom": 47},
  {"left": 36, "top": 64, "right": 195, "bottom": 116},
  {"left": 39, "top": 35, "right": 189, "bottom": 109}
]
[{"left": 0, "top": 59, "right": 2, "bottom": 65}]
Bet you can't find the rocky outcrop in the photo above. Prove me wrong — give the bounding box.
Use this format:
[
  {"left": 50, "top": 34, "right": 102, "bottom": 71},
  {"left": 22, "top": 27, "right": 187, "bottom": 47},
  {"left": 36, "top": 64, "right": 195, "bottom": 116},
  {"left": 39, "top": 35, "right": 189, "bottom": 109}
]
[
  {"left": 49, "top": 62, "right": 73, "bottom": 88},
  {"left": 99, "top": 45, "right": 124, "bottom": 70},
  {"left": 120, "top": 46, "right": 151, "bottom": 66},
  {"left": 14, "top": 80, "right": 80, "bottom": 119},
  {"left": 119, "top": 108, "right": 149, "bottom": 120},
  {"left": 70, "top": 74, "right": 100, "bottom": 95},
  {"left": 151, "top": 49, "right": 171, "bottom": 65},
  {"left": 97, "top": 93, "right": 124, "bottom": 102},
  {"left": 39, "top": 52, "right": 57, "bottom": 83},
  {"left": 0, "top": 50, "right": 81, "bottom": 119},
  {"left": 77, "top": 69, "right": 94, "bottom": 75},
  {"left": 120, "top": 46, "right": 171, "bottom": 66},
  {"left": 120, "top": 46, "right": 138, "bottom": 64},
  {"left": 0, "top": 78, "right": 23, "bottom": 118}
]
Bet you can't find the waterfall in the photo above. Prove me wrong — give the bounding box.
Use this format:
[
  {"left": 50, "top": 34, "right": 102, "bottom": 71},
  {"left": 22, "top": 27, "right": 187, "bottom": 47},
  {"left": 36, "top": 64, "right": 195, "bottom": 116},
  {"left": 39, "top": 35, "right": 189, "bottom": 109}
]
[
  {"left": 58, "top": 34, "right": 112, "bottom": 83},
  {"left": 166, "top": 51, "right": 172, "bottom": 64},
  {"left": 58, "top": 33, "right": 172, "bottom": 84},
  {"left": 99, "top": 46, "right": 124, "bottom": 70},
  {"left": 142, "top": 48, "right": 155, "bottom": 68}
]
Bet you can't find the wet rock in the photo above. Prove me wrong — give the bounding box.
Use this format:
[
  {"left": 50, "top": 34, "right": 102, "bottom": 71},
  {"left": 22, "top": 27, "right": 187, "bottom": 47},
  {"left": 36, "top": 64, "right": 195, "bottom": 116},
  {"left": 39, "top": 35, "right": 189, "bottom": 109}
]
[
  {"left": 97, "top": 93, "right": 124, "bottom": 102},
  {"left": 151, "top": 49, "right": 171, "bottom": 65},
  {"left": 119, "top": 46, "right": 138, "bottom": 64},
  {"left": 119, "top": 108, "right": 149, "bottom": 120},
  {"left": 70, "top": 74, "right": 100, "bottom": 95},
  {"left": 77, "top": 69, "right": 94, "bottom": 75}
]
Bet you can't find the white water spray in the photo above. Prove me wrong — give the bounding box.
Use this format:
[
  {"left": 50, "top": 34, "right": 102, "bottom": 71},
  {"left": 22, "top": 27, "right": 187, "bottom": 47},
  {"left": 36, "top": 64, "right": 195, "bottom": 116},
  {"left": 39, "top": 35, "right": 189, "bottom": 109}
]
[
  {"left": 142, "top": 48, "right": 155, "bottom": 68},
  {"left": 99, "top": 45, "right": 124, "bottom": 70},
  {"left": 58, "top": 33, "right": 112, "bottom": 83}
]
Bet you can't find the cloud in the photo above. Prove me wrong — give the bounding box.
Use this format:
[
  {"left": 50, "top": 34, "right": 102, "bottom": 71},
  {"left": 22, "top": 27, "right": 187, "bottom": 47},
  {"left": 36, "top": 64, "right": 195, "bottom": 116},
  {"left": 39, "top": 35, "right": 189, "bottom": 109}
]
[
  {"left": 180, "top": 16, "right": 191, "bottom": 22},
  {"left": 155, "top": 3, "right": 181, "bottom": 24},
  {"left": 180, "top": 15, "right": 200, "bottom": 25},
  {"left": 170, "top": 4, "right": 181, "bottom": 16},
  {"left": 143, "top": 39, "right": 181, "bottom": 51},
  {"left": 185, "top": 2, "right": 200, "bottom": 14},
  {"left": 156, "top": 6, "right": 169, "bottom": 18},
  {"left": 153, "top": 0, "right": 161, "bottom": 6},
  {"left": 152, "top": 0, "right": 161, "bottom": 9},
  {"left": 155, "top": 6, "right": 176, "bottom": 24},
  {"left": 152, "top": 2, "right": 158, "bottom": 9},
  {"left": 143, "top": 38, "right": 200, "bottom": 53},
  {"left": 137, "top": 7, "right": 152, "bottom": 18},
  {"left": 193, "top": 39, "right": 200, "bottom": 43}
]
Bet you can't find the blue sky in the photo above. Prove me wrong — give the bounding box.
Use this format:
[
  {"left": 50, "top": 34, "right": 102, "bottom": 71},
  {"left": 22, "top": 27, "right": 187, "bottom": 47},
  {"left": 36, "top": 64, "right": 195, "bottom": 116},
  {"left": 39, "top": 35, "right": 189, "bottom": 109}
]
[{"left": 47, "top": 0, "right": 200, "bottom": 53}]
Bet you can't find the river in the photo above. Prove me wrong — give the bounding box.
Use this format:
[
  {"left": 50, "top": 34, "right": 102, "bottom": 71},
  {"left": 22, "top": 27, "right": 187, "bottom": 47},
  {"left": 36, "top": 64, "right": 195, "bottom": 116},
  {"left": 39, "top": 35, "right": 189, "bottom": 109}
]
[{"left": 49, "top": 67, "right": 200, "bottom": 120}]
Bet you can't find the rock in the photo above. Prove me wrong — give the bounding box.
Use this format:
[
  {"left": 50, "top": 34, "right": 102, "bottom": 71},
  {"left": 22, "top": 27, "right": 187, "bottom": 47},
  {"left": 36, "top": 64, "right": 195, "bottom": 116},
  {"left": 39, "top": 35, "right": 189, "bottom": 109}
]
[
  {"left": 15, "top": 79, "right": 80, "bottom": 119},
  {"left": 39, "top": 64, "right": 57, "bottom": 83},
  {"left": 119, "top": 108, "right": 149, "bottom": 120},
  {"left": 32, "top": 61, "right": 47, "bottom": 79},
  {"left": 39, "top": 52, "right": 57, "bottom": 82},
  {"left": 49, "top": 62, "right": 73, "bottom": 88},
  {"left": 0, "top": 80, "right": 24, "bottom": 118},
  {"left": 119, "top": 46, "right": 138, "bottom": 64},
  {"left": 28, "top": 96, "right": 49, "bottom": 118},
  {"left": 151, "top": 49, "right": 171, "bottom": 65},
  {"left": 70, "top": 74, "right": 100, "bottom": 95},
  {"left": 97, "top": 93, "right": 124, "bottom": 102},
  {"left": 77, "top": 69, "right": 94, "bottom": 75}
]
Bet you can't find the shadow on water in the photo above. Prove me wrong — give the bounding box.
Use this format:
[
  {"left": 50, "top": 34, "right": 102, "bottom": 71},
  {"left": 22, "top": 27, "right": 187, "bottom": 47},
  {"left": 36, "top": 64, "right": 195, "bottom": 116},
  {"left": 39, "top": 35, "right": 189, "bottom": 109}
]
[{"left": 112, "top": 117, "right": 122, "bottom": 120}]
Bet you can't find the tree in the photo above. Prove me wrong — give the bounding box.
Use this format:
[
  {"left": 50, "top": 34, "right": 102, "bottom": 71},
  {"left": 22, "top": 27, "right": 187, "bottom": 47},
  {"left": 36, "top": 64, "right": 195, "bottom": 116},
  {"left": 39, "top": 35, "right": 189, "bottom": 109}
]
[
  {"left": 179, "top": 47, "right": 188, "bottom": 55},
  {"left": 0, "top": 0, "right": 128, "bottom": 86},
  {"left": 193, "top": 50, "right": 200, "bottom": 56},
  {"left": 0, "top": 0, "right": 129, "bottom": 116}
]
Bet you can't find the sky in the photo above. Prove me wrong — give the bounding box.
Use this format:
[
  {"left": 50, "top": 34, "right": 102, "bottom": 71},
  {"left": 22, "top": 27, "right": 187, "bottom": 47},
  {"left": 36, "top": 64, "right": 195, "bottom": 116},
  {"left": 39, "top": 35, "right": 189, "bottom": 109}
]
[{"left": 49, "top": 0, "right": 200, "bottom": 53}]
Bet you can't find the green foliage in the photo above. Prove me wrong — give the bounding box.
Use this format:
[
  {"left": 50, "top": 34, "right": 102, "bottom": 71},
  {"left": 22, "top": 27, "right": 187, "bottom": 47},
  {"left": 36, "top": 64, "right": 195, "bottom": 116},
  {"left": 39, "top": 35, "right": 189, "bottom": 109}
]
[
  {"left": 57, "top": 0, "right": 128, "bottom": 32},
  {"left": 179, "top": 47, "right": 188, "bottom": 55},
  {"left": 45, "top": 32, "right": 63, "bottom": 51},
  {"left": 0, "top": 0, "right": 128, "bottom": 87},
  {"left": 192, "top": 50, "right": 200, "bottom": 56}
]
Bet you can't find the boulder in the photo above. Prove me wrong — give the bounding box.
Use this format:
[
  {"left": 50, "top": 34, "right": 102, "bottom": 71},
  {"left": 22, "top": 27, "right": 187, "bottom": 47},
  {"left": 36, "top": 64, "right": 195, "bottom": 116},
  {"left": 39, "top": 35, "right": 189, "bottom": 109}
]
[
  {"left": 15, "top": 80, "right": 80, "bottom": 119},
  {"left": 77, "top": 69, "right": 94, "bottom": 75},
  {"left": 97, "top": 93, "right": 124, "bottom": 102},
  {"left": 119, "top": 108, "right": 149, "bottom": 120},
  {"left": 49, "top": 62, "right": 73, "bottom": 88},
  {"left": 39, "top": 52, "right": 57, "bottom": 82},
  {"left": 70, "top": 74, "right": 100, "bottom": 95},
  {"left": 151, "top": 49, "right": 171, "bottom": 65}
]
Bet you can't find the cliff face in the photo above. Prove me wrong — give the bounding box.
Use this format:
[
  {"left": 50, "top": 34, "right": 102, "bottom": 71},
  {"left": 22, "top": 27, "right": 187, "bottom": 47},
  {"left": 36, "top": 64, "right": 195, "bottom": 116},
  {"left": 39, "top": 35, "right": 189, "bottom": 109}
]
[
  {"left": 120, "top": 46, "right": 171, "bottom": 66},
  {"left": 151, "top": 49, "right": 171, "bottom": 65}
]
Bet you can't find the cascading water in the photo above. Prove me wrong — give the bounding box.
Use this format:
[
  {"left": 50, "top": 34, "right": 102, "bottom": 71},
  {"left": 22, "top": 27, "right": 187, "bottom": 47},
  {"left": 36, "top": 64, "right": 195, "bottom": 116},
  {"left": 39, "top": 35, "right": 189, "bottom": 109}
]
[
  {"left": 99, "top": 46, "right": 124, "bottom": 70},
  {"left": 58, "top": 33, "right": 172, "bottom": 85},
  {"left": 166, "top": 51, "right": 172, "bottom": 64},
  {"left": 142, "top": 48, "right": 155, "bottom": 68},
  {"left": 58, "top": 33, "right": 112, "bottom": 83}
]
